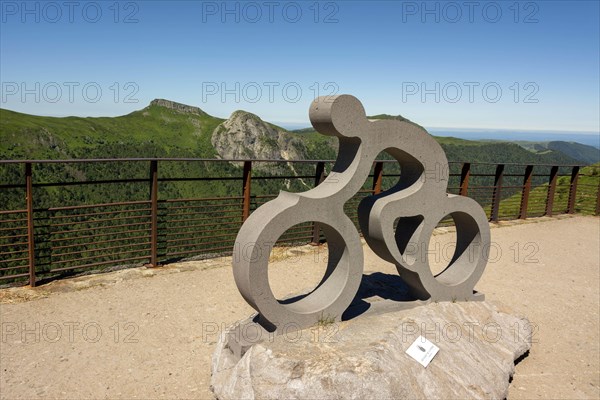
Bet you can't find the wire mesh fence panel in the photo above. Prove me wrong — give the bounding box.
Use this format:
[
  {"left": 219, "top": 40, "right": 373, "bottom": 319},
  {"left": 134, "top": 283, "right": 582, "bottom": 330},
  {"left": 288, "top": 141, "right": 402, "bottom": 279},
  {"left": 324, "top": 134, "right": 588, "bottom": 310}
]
[
  {"left": 0, "top": 210, "right": 30, "bottom": 283},
  {"left": 39, "top": 201, "right": 153, "bottom": 278},
  {"left": 162, "top": 197, "right": 244, "bottom": 261}
]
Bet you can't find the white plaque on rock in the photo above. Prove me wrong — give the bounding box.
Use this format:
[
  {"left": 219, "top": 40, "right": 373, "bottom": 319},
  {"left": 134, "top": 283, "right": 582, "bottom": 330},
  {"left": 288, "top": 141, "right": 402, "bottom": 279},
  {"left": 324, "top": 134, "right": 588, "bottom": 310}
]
[{"left": 405, "top": 335, "right": 439, "bottom": 368}]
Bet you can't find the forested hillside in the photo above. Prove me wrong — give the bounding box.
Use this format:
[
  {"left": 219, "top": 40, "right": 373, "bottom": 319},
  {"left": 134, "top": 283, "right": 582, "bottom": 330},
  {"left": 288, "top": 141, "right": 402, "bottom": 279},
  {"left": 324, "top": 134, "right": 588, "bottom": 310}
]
[{"left": 0, "top": 100, "right": 585, "bottom": 211}]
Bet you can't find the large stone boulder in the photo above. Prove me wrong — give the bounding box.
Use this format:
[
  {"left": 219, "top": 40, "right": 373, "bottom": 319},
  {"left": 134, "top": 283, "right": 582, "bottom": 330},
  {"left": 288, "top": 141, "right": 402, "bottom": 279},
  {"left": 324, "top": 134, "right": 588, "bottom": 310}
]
[{"left": 211, "top": 301, "right": 531, "bottom": 400}]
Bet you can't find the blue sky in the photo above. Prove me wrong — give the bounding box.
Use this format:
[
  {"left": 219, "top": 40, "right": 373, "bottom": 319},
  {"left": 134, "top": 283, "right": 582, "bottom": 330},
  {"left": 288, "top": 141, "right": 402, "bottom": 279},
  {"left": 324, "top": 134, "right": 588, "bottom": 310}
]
[{"left": 1, "top": 0, "right": 599, "bottom": 134}]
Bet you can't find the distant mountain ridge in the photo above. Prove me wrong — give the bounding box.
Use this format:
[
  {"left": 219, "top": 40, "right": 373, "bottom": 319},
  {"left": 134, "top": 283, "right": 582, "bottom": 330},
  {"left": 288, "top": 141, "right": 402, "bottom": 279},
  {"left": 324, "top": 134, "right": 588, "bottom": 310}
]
[
  {"left": 149, "top": 99, "right": 207, "bottom": 116},
  {"left": 0, "top": 99, "right": 589, "bottom": 212},
  {"left": 0, "top": 99, "right": 585, "bottom": 167}
]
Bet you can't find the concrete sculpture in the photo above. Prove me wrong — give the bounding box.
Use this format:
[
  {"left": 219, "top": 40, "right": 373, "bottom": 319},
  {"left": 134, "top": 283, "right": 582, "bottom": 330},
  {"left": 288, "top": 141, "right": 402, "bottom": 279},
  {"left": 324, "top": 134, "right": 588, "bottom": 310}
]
[{"left": 232, "top": 95, "right": 490, "bottom": 333}]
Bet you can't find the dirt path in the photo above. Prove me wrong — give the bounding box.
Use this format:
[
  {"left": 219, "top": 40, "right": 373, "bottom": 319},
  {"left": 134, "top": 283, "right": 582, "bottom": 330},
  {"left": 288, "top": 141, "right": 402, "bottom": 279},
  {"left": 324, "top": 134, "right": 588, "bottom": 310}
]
[{"left": 1, "top": 216, "right": 598, "bottom": 399}]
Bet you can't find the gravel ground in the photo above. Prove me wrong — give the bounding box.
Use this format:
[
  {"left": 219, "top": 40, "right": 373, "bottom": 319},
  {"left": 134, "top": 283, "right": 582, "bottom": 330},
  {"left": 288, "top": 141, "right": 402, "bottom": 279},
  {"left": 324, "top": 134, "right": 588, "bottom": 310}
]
[{"left": 0, "top": 215, "right": 598, "bottom": 399}]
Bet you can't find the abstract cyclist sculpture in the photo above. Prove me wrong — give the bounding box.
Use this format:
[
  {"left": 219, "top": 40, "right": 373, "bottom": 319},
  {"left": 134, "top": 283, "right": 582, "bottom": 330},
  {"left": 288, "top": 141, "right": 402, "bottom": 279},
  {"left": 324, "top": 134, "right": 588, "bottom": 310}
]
[{"left": 232, "top": 95, "right": 490, "bottom": 332}]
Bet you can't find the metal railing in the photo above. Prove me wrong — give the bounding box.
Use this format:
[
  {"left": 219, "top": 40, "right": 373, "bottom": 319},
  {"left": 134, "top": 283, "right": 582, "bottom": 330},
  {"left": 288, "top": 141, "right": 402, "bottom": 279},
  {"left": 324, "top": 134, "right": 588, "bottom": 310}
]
[{"left": 0, "top": 158, "right": 598, "bottom": 287}]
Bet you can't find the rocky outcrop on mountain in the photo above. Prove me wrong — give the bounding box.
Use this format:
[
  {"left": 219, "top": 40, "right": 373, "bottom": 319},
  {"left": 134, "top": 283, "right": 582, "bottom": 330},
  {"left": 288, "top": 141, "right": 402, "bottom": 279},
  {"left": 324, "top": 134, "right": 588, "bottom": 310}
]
[
  {"left": 149, "top": 99, "right": 207, "bottom": 116},
  {"left": 211, "top": 110, "right": 308, "bottom": 160}
]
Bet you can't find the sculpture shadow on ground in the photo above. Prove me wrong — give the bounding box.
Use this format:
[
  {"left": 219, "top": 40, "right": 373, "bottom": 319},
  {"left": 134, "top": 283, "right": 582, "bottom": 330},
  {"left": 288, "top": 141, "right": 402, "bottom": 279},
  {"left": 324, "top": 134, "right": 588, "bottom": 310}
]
[
  {"left": 341, "top": 272, "right": 419, "bottom": 321},
  {"left": 276, "top": 271, "right": 418, "bottom": 324}
]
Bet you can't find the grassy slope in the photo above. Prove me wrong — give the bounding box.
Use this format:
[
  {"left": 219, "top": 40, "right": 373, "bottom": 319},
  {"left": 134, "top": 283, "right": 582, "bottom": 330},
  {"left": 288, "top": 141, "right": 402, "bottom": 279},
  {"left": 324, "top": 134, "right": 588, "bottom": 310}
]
[
  {"left": 1, "top": 107, "right": 582, "bottom": 165},
  {"left": 0, "top": 106, "right": 224, "bottom": 159},
  {"left": 0, "top": 105, "right": 585, "bottom": 210}
]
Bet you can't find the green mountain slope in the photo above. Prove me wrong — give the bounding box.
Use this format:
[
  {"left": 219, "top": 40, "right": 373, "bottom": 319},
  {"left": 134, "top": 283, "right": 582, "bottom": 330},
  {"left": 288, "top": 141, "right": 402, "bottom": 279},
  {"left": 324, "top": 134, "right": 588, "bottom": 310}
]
[
  {"left": 0, "top": 100, "right": 224, "bottom": 160},
  {"left": 1, "top": 103, "right": 583, "bottom": 166},
  {"left": 545, "top": 141, "right": 599, "bottom": 164},
  {"left": 0, "top": 100, "right": 585, "bottom": 211},
  {"left": 509, "top": 140, "right": 600, "bottom": 164}
]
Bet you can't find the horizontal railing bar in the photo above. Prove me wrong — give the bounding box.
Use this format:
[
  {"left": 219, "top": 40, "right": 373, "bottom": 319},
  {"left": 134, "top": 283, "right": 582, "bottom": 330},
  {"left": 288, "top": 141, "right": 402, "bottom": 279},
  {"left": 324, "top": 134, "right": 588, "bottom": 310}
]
[
  {"left": 167, "top": 239, "right": 235, "bottom": 249},
  {"left": 164, "top": 226, "right": 241, "bottom": 237},
  {"left": 33, "top": 179, "right": 149, "bottom": 188},
  {"left": 48, "top": 208, "right": 152, "bottom": 220},
  {"left": 166, "top": 208, "right": 241, "bottom": 218},
  {"left": 159, "top": 177, "right": 242, "bottom": 182},
  {"left": 0, "top": 227, "right": 27, "bottom": 234},
  {"left": 0, "top": 265, "right": 29, "bottom": 271},
  {"left": 53, "top": 241, "right": 152, "bottom": 258},
  {"left": 0, "top": 218, "right": 28, "bottom": 224},
  {"left": 165, "top": 215, "right": 240, "bottom": 223},
  {"left": 166, "top": 202, "right": 243, "bottom": 211},
  {"left": 51, "top": 234, "right": 151, "bottom": 250},
  {"left": 252, "top": 175, "right": 316, "bottom": 180},
  {"left": 185, "top": 237, "right": 235, "bottom": 248},
  {"left": 165, "top": 245, "right": 234, "bottom": 257},
  {"left": 0, "top": 234, "right": 28, "bottom": 240},
  {"left": 165, "top": 228, "right": 312, "bottom": 249},
  {"left": 43, "top": 200, "right": 151, "bottom": 212},
  {"left": 0, "top": 257, "right": 30, "bottom": 264},
  {"left": 49, "top": 229, "right": 150, "bottom": 244},
  {"left": 165, "top": 231, "right": 238, "bottom": 244},
  {"left": 163, "top": 196, "right": 244, "bottom": 203},
  {"left": 50, "top": 214, "right": 151, "bottom": 228},
  {"left": 48, "top": 256, "right": 150, "bottom": 273},
  {"left": 51, "top": 221, "right": 150, "bottom": 236},
  {"left": 0, "top": 241, "right": 28, "bottom": 249},
  {"left": 52, "top": 248, "right": 150, "bottom": 265},
  {"left": 164, "top": 221, "right": 241, "bottom": 231},
  {"left": 0, "top": 273, "right": 29, "bottom": 280},
  {"left": 0, "top": 210, "right": 27, "bottom": 216},
  {"left": 0, "top": 248, "right": 28, "bottom": 256}
]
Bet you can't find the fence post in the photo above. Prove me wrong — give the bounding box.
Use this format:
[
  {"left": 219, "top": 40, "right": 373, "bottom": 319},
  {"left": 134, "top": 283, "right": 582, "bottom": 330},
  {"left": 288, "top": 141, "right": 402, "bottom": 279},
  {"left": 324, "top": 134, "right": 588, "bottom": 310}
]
[
  {"left": 372, "top": 161, "right": 384, "bottom": 195},
  {"left": 567, "top": 166, "right": 580, "bottom": 214},
  {"left": 311, "top": 162, "right": 326, "bottom": 245},
  {"left": 149, "top": 160, "right": 159, "bottom": 267},
  {"left": 459, "top": 162, "right": 471, "bottom": 196},
  {"left": 242, "top": 161, "right": 252, "bottom": 222},
  {"left": 518, "top": 165, "right": 533, "bottom": 219},
  {"left": 545, "top": 166, "right": 559, "bottom": 216},
  {"left": 25, "top": 163, "right": 36, "bottom": 287},
  {"left": 490, "top": 164, "right": 504, "bottom": 222}
]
